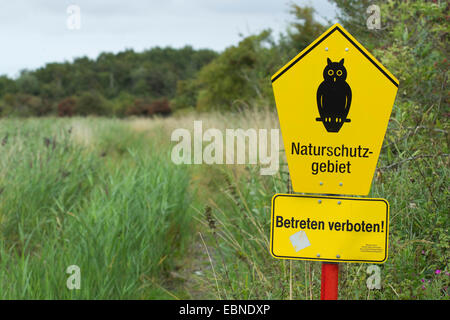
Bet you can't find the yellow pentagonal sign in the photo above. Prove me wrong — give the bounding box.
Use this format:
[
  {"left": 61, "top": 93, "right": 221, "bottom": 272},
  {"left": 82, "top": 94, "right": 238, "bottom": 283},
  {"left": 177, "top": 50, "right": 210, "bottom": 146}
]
[{"left": 272, "top": 23, "right": 399, "bottom": 195}]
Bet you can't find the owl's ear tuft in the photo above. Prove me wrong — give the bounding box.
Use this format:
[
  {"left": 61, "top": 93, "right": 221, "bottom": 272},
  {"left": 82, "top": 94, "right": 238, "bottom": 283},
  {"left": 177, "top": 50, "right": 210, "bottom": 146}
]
[
  {"left": 327, "top": 58, "right": 332, "bottom": 65},
  {"left": 339, "top": 58, "right": 344, "bottom": 65}
]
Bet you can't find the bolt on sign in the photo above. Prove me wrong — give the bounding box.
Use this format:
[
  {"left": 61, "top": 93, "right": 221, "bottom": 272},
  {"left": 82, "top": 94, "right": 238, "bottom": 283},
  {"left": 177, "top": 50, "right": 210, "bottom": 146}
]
[
  {"left": 270, "top": 194, "right": 389, "bottom": 263},
  {"left": 272, "top": 23, "right": 399, "bottom": 196}
]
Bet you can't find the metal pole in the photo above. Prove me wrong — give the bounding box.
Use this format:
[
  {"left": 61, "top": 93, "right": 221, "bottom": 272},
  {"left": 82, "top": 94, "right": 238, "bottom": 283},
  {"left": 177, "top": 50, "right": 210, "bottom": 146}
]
[
  {"left": 320, "top": 193, "right": 340, "bottom": 300},
  {"left": 320, "top": 262, "right": 339, "bottom": 300}
]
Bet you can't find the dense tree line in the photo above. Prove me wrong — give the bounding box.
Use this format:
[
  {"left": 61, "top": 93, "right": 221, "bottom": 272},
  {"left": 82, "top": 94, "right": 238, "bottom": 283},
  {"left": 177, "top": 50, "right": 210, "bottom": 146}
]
[{"left": 0, "top": 46, "right": 217, "bottom": 117}]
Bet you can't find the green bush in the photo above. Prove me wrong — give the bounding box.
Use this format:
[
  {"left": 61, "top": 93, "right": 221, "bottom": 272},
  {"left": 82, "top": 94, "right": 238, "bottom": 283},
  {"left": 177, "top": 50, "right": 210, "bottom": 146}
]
[{"left": 74, "top": 91, "right": 109, "bottom": 116}]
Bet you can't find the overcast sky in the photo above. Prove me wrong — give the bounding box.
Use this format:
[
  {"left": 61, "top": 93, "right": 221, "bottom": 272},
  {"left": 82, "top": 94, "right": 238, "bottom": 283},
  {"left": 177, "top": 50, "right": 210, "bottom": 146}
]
[{"left": 0, "top": 0, "right": 337, "bottom": 78}]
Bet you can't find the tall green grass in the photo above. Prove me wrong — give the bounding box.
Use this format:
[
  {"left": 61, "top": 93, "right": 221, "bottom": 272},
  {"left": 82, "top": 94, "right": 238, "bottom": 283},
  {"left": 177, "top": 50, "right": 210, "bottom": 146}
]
[
  {"left": 0, "top": 110, "right": 447, "bottom": 300},
  {"left": 0, "top": 118, "right": 193, "bottom": 299}
]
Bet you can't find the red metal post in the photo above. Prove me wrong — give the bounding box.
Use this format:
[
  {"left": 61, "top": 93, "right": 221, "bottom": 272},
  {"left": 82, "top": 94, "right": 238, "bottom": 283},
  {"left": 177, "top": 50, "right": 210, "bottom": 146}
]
[{"left": 321, "top": 262, "right": 339, "bottom": 300}]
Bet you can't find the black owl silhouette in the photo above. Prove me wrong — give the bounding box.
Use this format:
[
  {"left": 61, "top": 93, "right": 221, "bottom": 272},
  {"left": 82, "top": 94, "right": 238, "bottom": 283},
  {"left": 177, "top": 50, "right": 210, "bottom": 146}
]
[{"left": 316, "top": 58, "right": 352, "bottom": 133}]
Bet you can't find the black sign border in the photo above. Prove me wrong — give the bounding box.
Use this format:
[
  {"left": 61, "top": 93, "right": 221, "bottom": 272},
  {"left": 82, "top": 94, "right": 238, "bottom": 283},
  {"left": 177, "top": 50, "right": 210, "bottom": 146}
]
[{"left": 271, "top": 25, "right": 399, "bottom": 88}]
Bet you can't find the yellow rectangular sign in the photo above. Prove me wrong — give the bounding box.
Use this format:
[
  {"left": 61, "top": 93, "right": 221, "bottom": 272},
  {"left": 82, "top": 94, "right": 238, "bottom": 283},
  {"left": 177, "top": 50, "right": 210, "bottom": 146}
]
[{"left": 270, "top": 194, "right": 389, "bottom": 263}]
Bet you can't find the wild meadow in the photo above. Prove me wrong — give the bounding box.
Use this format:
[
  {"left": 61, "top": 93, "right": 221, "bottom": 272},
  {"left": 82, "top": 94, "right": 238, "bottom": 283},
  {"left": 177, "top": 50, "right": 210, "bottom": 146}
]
[
  {"left": 0, "top": 118, "right": 193, "bottom": 299},
  {"left": 0, "top": 105, "right": 446, "bottom": 299}
]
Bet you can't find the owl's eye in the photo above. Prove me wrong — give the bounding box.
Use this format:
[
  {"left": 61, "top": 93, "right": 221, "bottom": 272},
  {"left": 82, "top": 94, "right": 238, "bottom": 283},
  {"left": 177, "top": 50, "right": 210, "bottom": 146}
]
[
  {"left": 337, "top": 70, "right": 343, "bottom": 76},
  {"left": 327, "top": 70, "right": 334, "bottom": 76}
]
